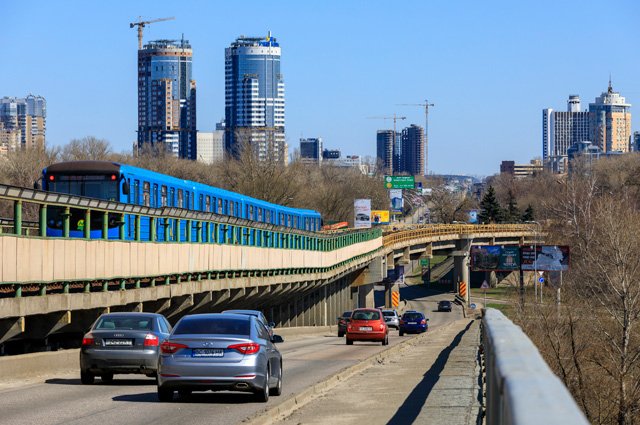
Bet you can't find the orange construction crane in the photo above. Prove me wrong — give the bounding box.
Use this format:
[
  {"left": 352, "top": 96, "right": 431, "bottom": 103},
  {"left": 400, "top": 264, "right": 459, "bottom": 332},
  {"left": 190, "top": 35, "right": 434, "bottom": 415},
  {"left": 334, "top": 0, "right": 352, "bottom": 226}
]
[{"left": 130, "top": 16, "right": 175, "bottom": 50}]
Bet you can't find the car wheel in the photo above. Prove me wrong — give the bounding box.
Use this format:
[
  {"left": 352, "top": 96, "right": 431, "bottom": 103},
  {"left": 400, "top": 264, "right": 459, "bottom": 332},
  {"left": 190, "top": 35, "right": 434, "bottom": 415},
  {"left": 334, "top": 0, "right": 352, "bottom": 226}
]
[
  {"left": 101, "top": 373, "right": 114, "bottom": 383},
  {"left": 399, "top": 330, "right": 404, "bottom": 337},
  {"left": 383, "top": 335, "right": 389, "bottom": 346},
  {"left": 270, "top": 362, "right": 282, "bottom": 396},
  {"left": 255, "top": 367, "right": 270, "bottom": 403},
  {"left": 338, "top": 331, "right": 344, "bottom": 337},
  {"left": 80, "top": 370, "right": 94, "bottom": 385},
  {"left": 346, "top": 338, "right": 353, "bottom": 345},
  {"left": 157, "top": 386, "right": 174, "bottom": 402}
]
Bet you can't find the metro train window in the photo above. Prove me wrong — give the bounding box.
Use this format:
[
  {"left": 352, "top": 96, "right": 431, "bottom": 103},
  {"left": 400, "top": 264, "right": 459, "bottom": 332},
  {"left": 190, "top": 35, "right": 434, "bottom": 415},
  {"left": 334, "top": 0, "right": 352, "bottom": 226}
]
[
  {"left": 185, "top": 191, "right": 190, "bottom": 209},
  {"left": 218, "top": 198, "right": 223, "bottom": 214},
  {"left": 205, "top": 196, "right": 211, "bottom": 212},
  {"left": 265, "top": 210, "right": 270, "bottom": 223},
  {"left": 258, "top": 208, "right": 263, "bottom": 222},
  {"left": 143, "top": 182, "right": 150, "bottom": 207},
  {"left": 249, "top": 205, "right": 254, "bottom": 220},
  {"left": 161, "top": 185, "right": 167, "bottom": 207},
  {"left": 305, "top": 218, "right": 310, "bottom": 230},
  {"left": 229, "top": 201, "right": 234, "bottom": 216},
  {"left": 153, "top": 184, "right": 158, "bottom": 207},
  {"left": 287, "top": 215, "right": 292, "bottom": 227},
  {"left": 134, "top": 180, "right": 140, "bottom": 205},
  {"left": 199, "top": 194, "right": 203, "bottom": 211},
  {"left": 224, "top": 200, "right": 228, "bottom": 215},
  {"left": 177, "top": 189, "right": 183, "bottom": 208},
  {"left": 170, "top": 188, "right": 175, "bottom": 207},
  {"left": 279, "top": 213, "right": 284, "bottom": 224}
]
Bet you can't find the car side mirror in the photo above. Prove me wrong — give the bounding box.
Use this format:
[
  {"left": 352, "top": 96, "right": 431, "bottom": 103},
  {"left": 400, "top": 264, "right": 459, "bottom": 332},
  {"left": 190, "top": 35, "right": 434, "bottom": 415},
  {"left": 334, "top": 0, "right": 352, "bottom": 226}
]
[
  {"left": 271, "top": 334, "right": 284, "bottom": 344},
  {"left": 268, "top": 322, "right": 276, "bottom": 328}
]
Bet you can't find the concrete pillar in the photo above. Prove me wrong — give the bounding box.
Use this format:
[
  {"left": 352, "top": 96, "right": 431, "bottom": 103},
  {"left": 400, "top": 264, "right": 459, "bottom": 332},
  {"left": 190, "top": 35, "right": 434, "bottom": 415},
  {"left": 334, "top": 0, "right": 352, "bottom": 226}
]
[
  {"left": 358, "top": 283, "right": 374, "bottom": 308},
  {"left": 453, "top": 237, "right": 472, "bottom": 305}
]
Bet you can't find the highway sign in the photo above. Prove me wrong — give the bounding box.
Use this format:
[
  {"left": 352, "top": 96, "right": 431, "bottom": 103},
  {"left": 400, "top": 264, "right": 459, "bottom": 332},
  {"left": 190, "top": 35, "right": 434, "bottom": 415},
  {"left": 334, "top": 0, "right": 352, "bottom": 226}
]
[
  {"left": 539, "top": 277, "right": 545, "bottom": 283},
  {"left": 384, "top": 176, "right": 415, "bottom": 189},
  {"left": 481, "top": 280, "right": 490, "bottom": 289},
  {"left": 420, "top": 258, "right": 429, "bottom": 267}
]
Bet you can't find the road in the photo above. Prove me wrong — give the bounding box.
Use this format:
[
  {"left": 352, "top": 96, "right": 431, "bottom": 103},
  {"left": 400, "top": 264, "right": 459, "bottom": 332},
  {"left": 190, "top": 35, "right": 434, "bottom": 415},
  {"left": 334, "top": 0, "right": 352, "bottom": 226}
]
[{"left": 0, "top": 286, "right": 461, "bottom": 425}]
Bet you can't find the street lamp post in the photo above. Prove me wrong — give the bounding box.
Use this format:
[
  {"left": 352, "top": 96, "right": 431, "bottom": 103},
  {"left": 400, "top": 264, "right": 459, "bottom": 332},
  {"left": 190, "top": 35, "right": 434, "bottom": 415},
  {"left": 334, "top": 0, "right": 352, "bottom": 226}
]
[{"left": 525, "top": 221, "right": 542, "bottom": 303}]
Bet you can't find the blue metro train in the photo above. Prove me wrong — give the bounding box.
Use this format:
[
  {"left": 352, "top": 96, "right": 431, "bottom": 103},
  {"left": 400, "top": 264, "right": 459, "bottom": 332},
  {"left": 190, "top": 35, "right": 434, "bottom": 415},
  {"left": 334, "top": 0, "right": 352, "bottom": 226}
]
[{"left": 42, "top": 161, "right": 322, "bottom": 240}]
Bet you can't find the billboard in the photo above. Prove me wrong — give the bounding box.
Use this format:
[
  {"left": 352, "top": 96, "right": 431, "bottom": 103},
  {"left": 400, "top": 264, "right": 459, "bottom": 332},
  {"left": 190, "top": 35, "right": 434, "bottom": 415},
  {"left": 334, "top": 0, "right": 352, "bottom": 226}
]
[
  {"left": 521, "top": 245, "right": 570, "bottom": 271},
  {"left": 468, "top": 210, "right": 479, "bottom": 224},
  {"left": 371, "top": 210, "right": 390, "bottom": 224},
  {"left": 384, "top": 175, "right": 415, "bottom": 189},
  {"left": 470, "top": 245, "right": 521, "bottom": 271},
  {"left": 389, "top": 189, "right": 403, "bottom": 213},
  {"left": 354, "top": 199, "right": 372, "bottom": 229}
]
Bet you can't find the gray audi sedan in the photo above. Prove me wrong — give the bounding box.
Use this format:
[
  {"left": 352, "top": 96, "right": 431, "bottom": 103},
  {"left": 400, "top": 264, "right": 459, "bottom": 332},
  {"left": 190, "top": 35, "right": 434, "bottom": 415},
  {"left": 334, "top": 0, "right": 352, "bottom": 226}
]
[
  {"left": 157, "top": 313, "right": 283, "bottom": 402},
  {"left": 80, "top": 312, "right": 172, "bottom": 384}
]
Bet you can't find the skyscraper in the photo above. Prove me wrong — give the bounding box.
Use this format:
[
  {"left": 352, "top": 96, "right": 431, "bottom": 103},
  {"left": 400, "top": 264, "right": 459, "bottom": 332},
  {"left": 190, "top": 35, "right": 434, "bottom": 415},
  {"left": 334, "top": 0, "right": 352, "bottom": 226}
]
[
  {"left": 399, "top": 124, "right": 425, "bottom": 176},
  {"left": 0, "top": 95, "right": 46, "bottom": 151},
  {"left": 225, "top": 33, "right": 286, "bottom": 163},
  {"left": 589, "top": 80, "right": 632, "bottom": 153},
  {"left": 376, "top": 130, "right": 395, "bottom": 174},
  {"left": 299, "top": 137, "right": 323, "bottom": 165},
  {"left": 137, "top": 38, "right": 197, "bottom": 159}
]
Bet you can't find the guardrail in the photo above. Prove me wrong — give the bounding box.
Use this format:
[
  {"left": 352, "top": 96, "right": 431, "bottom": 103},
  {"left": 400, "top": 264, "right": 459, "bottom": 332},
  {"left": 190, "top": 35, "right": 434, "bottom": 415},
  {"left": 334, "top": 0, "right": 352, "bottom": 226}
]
[
  {"left": 383, "top": 223, "right": 536, "bottom": 246},
  {"left": 482, "top": 308, "right": 588, "bottom": 425}
]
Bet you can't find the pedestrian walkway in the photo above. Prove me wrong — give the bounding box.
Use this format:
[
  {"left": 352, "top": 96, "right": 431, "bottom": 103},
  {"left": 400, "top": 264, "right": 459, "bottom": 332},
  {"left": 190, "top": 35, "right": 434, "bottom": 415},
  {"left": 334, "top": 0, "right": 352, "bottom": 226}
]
[{"left": 277, "top": 318, "right": 483, "bottom": 425}]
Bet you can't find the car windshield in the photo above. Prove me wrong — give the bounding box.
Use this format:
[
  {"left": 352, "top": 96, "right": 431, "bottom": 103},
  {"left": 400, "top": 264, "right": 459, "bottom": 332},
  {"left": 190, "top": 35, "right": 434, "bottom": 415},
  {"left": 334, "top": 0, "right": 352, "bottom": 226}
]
[
  {"left": 352, "top": 311, "right": 380, "bottom": 320},
  {"left": 382, "top": 311, "right": 395, "bottom": 317},
  {"left": 95, "top": 316, "right": 154, "bottom": 330},
  {"left": 403, "top": 313, "right": 423, "bottom": 321},
  {"left": 173, "top": 317, "right": 250, "bottom": 335},
  {"left": 440, "top": 301, "right": 450, "bottom": 305}
]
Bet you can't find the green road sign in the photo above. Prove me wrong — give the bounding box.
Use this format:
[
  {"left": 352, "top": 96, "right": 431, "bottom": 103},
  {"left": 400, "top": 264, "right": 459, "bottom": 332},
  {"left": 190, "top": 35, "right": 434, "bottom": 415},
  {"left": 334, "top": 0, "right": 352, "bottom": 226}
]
[
  {"left": 384, "top": 176, "right": 415, "bottom": 189},
  {"left": 420, "top": 258, "right": 429, "bottom": 267}
]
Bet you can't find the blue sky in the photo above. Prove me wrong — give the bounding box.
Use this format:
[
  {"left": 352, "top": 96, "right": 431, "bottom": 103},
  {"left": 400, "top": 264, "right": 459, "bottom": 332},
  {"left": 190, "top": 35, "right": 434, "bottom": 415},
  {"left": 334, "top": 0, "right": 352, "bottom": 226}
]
[{"left": 2, "top": 0, "right": 639, "bottom": 176}]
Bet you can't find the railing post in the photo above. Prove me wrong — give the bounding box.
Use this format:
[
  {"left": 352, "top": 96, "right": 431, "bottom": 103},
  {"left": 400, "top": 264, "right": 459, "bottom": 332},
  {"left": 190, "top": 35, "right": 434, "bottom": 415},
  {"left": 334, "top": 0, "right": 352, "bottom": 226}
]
[
  {"left": 164, "top": 218, "right": 169, "bottom": 241},
  {"left": 13, "top": 200, "right": 22, "bottom": 235},
  {"left": 39, "top": 205, "right": 47, "bottom": 237},
  {"left": 134, "top": 215, "right": 141, "bottom": 241},
  {"left": 174, "top": 219, "right": 180, "bottom": 242},
  {"left": 15, "top": 285, "right": 22, "bottom": 298},
  {"left": 102, "top": 212, "right": 109, "bottom": 240},
  {"left": 84, "top": 209, "right": 91, "bottom": 239},
  {"left": 62, "top": 207, "right": 70, "bottom": 238},
  {"left": 196, "top": 221, "right": 202, "bottom": 243},
  {"left": 119, "top": 213, "right": 125, "bottom": 240},
  {"left": 186, "top": 220, "right": 192, "bottom": 242}
]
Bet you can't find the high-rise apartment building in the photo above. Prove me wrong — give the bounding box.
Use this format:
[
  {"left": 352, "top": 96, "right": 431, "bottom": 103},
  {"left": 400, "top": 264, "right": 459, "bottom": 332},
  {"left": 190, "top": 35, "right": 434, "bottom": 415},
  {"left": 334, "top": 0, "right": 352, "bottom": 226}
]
[
  {"left": 376, "top": 130, "right": 395, "bottom": 174},
  {"left": 589, "top": 81, "right": 632, "bottom": 153},
  {"left": 137, "top": 39, "right": 197, "bottom": 159},
  {"left": 225, "top": 33, "right": 286, "bottom": 164},
  {"left": 196, "top": 131, "right": 224, "bottom": 164},
  {"left": 0, "top": 95, "right": 46, "bottom": 151},
  {"left": 299, "top": 137, "right": 323, "bottom": 165},
  {"left": 399, "top": 124, "right": 425, "bottom": 176},
  {"left": 542, "top": 95, "right": 591, "bottom": 169}
]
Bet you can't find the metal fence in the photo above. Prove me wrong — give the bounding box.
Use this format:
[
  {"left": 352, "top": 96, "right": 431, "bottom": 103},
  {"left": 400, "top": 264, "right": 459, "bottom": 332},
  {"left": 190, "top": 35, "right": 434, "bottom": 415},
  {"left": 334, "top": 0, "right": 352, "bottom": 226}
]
[{"left": 482, "top": 308, "right": 589, "bottom": 425}]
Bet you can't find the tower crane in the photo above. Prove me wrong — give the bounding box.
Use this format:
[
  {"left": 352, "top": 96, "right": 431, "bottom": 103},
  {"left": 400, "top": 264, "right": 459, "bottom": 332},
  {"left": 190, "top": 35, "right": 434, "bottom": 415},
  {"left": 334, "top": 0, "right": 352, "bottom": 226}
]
[
  {"left": 397, "top": 100, "right": 434, "bottom": 175},
  {"left": 130, "top": 17, "right": 175, "bottom": 50},
  {"left": 368, "top": 114, "right": 406, "bottom": 175}
]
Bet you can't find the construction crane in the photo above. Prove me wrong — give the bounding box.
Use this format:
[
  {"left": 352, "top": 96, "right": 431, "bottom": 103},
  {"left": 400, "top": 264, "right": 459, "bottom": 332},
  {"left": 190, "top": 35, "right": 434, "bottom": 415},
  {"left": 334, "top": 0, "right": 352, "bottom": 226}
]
[
  {"left": 367, "top": 114, "right": 406, "bottom": 175},
  {"left": 130, "top": 16, "right": 175, "bottom": 50},
  {"left": 398, "top": 100, "right": 434, "bottom": 175}
]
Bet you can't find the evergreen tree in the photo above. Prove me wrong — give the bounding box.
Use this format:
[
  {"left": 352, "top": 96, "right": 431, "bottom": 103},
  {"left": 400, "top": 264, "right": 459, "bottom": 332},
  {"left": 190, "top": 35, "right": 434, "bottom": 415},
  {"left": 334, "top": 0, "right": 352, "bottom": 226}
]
[
  {"left": 478, "top": 186, "right": 504, "bottom": 223},
  {"left": 521, "top": 204, "right": 534, "bottom": 222},
  {"left": 505, "top": 190, "right": 521, "bottom": 222}
]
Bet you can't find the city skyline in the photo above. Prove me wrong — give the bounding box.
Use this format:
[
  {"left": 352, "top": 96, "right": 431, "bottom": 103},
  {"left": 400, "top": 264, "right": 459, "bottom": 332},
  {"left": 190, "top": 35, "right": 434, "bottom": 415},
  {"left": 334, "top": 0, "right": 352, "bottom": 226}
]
[{"left": 2, "top": 1, "right": 638, "bottom": 175}]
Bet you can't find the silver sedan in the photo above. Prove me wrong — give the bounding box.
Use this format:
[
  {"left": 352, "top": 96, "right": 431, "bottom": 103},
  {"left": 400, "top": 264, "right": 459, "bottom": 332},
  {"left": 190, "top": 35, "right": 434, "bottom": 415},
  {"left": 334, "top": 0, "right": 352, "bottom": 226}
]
[{"left": 157, "top": 313, "right": 283, "bottom": 402}]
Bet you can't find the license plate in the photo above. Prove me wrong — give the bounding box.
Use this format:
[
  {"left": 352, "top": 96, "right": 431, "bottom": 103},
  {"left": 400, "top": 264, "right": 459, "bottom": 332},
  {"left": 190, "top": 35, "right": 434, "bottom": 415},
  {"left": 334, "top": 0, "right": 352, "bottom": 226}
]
[
  {"left": 408, "top": 322, "right": 417, "bottom": 325},
  {"left": 192, "top": 348, "right": 224, "bottom": 357},
  {"left": 359, "top": 326, "right": 373, "bottom": 331},
  {"left": 104, "top": 339, "right": 133, "bottom": 346}
]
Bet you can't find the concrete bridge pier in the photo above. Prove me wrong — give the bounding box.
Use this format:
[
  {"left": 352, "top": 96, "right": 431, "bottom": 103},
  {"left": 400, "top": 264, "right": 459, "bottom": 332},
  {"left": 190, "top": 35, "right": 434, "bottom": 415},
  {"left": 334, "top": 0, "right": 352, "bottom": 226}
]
[{"left": 453, "top": 237, "right": 472, "bottom": 305}]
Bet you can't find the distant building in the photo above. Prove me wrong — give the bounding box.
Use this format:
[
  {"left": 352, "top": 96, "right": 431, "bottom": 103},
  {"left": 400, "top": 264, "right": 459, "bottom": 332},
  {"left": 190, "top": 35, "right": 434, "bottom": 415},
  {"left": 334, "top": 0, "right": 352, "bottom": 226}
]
[
  {"left": 322, "top": 148, "right": 341, "bottom": 160},
  {"left": 0, "top": 95, "right": 46, "bottom": 152},
  {"left": 0, "top": 122, "right": 20, "bottom": 155},
  {"left": 225, "top": 33, "right": 286, "bottom": 164},
  {"left": 325, "top": 154, "right": 368, "bottom": 174},
  {"left": 567, "top": 140, "right": 623, "bottom": 174},
  {"left": 399, "top": 124, "right": 425, "bottom": 176},
  {"left": 500, "top": 159, "right": 543, "bottom": 178},
  {"left": 376, "top": 130, "right": 394, "bottom": 174},
  {"left": 137, "top": 39, "right": 197, "bottom": 159},
  {"left": 542, "top": 95, "right": 591, "bottom": 173},
  {"left": 589, "top": 80, "right": 632, "bottom": 153},
  {"left": 196, "top": 131, "right": 224, "bottom": 164},
  {"left": 633, "top": 131, "right": 640, "bottom": 152},
  {"left": 299, "top": 137, "right": 323, "bottom": 165}
]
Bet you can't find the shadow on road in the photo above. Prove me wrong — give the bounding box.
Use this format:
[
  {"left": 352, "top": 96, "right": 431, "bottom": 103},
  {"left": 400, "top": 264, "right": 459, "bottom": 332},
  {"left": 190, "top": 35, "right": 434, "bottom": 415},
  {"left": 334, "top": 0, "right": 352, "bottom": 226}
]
[
  {"left": 113, "top": 391, "right": 259, "bottom": 404},
  {"left": 386, "top": 320, "right": 474, "bottom": 425},
  {"left": 45, "top": 377, "right": 154, "bottom": 386}
]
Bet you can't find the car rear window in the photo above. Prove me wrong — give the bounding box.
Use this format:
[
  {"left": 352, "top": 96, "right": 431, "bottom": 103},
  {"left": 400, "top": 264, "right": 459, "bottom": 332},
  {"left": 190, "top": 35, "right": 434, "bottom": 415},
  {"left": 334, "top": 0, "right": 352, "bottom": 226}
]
[
  {"left": 403, "top": 313, "right": 423, "bottom": 321},
  {"left": 352, "top": 311, "right": 381, "bottom": 320},
  {"left": 343, "top": 312, "right": 352, "bottom": 318},
  {"left": 95, "top": 316, "right": 154, "bottom": 331},
  {"left": 382, "top": 311, "right": 395, "bottom": 317},
  {"left": 173, "top": 317, "right": 250, "bottom": 335}
]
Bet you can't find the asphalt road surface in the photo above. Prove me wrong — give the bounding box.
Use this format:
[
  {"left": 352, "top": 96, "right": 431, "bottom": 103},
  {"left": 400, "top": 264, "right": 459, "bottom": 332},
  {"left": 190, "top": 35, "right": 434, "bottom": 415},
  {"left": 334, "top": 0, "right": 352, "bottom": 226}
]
[{"left": 0, "top": 286, "right": 461, "bottom": 425}]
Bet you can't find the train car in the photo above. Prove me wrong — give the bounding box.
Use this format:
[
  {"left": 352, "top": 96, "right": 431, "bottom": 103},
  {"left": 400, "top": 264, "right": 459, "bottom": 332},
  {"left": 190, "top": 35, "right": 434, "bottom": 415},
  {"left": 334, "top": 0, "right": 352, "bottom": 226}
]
[{"left": 41, "top": 161, "right": 322, "bottom": 240}]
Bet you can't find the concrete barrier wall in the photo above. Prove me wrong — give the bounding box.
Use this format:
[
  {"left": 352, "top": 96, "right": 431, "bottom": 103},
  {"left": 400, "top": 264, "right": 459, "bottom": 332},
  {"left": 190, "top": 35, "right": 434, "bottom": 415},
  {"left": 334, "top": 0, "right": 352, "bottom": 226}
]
[{"left": 0, "top": 236, "right": 382, "bottom": 284}]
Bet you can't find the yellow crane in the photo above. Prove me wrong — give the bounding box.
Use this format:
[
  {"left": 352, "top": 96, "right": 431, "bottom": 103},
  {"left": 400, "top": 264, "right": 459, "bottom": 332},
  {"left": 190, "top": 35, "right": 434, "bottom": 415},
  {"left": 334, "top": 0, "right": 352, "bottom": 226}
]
[
  {"left": 130, "top": 16, "right": 175, "bottom": 50},
  {"left": 397, "top": 100, "right": 434, "bottom": 174}
]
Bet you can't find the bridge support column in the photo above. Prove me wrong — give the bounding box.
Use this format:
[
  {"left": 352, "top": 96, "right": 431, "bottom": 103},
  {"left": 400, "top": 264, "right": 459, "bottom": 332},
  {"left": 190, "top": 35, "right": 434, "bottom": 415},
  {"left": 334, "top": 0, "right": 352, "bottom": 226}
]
[
  {"left": 0, "top": 317, "right": 25, "bottom": 344},
  {"left": 453, "top": 237, "right": 472, "bottom": 305},
  {"left": 357, "top": 283, "right": 374, "bottom": 308}
]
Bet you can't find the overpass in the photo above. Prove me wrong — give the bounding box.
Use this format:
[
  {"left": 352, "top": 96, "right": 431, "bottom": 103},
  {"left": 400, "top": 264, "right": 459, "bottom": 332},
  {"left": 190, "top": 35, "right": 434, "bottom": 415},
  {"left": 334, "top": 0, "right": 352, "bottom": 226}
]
[{"left": 0, "top": 183, "right": 536, "bottom": 351}]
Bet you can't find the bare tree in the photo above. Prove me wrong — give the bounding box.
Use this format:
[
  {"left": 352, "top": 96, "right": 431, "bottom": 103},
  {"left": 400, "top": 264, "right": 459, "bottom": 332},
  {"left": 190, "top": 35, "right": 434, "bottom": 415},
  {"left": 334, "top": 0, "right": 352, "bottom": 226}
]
[{"left": 60, "top": 136, "right": 113, "bottom": 161}]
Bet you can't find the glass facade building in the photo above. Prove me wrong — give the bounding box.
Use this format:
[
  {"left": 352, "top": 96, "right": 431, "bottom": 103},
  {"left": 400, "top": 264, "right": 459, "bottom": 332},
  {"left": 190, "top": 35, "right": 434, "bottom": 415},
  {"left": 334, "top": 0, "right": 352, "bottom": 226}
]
[
  {"left": 225, "top": 33, "right": 286, "bottom": 163},
  {"left": 137, "top": 39, "right": 197, "bottom": 159},
  {"left": 0, "top": 95, "right": 46, "bottom": 151}
]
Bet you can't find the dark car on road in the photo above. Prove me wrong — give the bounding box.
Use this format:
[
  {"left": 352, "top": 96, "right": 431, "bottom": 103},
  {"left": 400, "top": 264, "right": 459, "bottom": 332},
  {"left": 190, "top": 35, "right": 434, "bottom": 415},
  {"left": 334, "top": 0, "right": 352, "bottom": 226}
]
[
  {"left": 437, "top": 300, "right": 452, "bottom": 312},
  {"left": 337, "top": 311, "right": 352, "bottom": 337},
  {"left": 399, "top": 311, "right": 428, "bottom": 336},
  {"left": 157, "top": 313, "right": 284, "bottom": 403},
  {"left": 80, "top": 312, "right": 172, "bottom": 384}
]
